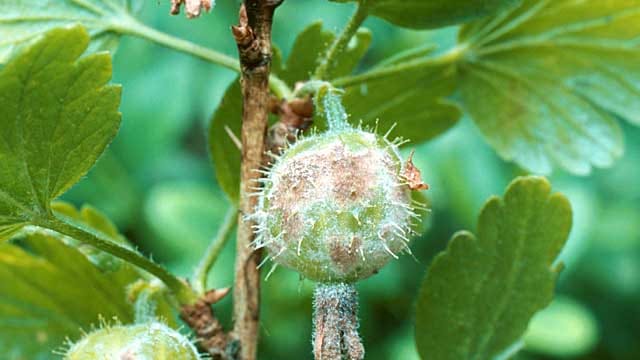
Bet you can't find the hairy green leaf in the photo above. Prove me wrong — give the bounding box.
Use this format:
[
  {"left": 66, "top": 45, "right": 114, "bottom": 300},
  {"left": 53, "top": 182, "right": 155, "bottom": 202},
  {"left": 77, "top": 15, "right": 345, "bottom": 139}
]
[
  {"left": 415, "top": 176, "right": 572, "bottom": 359},
  {"left": 341, "top": 61, "right": 462, "bottom": 144},
  {"left": 331, "top": 0, "right": 518, "bottom": 29},
  {"left": 458, "top": 0, "right": 640, "bottom": 174},
  {"left": 0, "top": 26, "right": 121, "bottom": 240},
  {"left": 0, "top": 0, "right": 139, "bottom": 63},
  {"left": 280, "top": 21, "right": 371, "bottom": 84},
  {"left": 0, "top": 232, "right": 138, "bottom": 359}
]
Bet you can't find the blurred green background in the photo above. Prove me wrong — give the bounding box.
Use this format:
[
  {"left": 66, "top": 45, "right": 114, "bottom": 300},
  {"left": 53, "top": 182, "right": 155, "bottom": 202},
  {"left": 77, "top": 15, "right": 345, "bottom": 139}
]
[{"left": 60, "top": 1, "right": 640, "bottom": 359}]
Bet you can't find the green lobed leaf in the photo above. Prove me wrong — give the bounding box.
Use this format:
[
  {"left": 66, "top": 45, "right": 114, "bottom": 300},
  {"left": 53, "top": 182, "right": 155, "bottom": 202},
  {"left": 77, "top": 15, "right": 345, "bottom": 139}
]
[
  {"left": 331, "top": 0, "right": 518, "bottom": 29},
  {"left": 458, "top": 0, "right": 640, "bottom": 174},
  {"left": 341, "top": 61, "right": 462, "bottom": 145},
  {"left": 0, "top": 232, "right": 139, "bottom": 359},
  {"left": 415, "top": 176, "right": 572, "bottom": 359},
  {"left": 0, "top": 0, "right": 140, "bottom": 63},
  {"left": 0, "top": 26, "right": 121, "bottom": 240}
]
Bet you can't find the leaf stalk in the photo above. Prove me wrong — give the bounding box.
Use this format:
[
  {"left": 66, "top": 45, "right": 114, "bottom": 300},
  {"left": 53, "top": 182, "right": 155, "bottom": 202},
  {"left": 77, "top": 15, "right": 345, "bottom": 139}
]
[
  {"left": 313, "top": 1, "right": 369, "bottom": 80},
  {"left": 39, "top": 216, "right": 198, "bottom": 305},
  {"left": 332, "top": 44, "right": 468, "bottom": 88},
  {"left": 111, "top": 14, "right": 292, "bottom": 98},
  {"left": 193, "top": 206, "right": 238, "bottom": 295}
]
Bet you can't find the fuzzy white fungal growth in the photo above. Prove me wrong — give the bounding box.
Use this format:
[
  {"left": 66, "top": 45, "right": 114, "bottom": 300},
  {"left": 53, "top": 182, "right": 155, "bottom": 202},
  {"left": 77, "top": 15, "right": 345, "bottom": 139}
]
[
  {"left": 313, "top": 283, "right": 364, "bottom": 360},
  {"left": 252, "top": 126, "right": 418, "bottom": 283},
  {"left": 65, "top": 321, "right": 202, "bottom": 360}
]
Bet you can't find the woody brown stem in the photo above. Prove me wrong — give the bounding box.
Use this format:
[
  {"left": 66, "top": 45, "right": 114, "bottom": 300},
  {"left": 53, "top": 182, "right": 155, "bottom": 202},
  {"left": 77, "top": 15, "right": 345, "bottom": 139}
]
[
  {"left": 180, "top": 289, "right": 234, "bottom": 359},
  {"left": 232, "top": 1, "right": 282, "bottom": 360},
  {"left": 313, "top": 283, "right": 364, "bottom": 360}
]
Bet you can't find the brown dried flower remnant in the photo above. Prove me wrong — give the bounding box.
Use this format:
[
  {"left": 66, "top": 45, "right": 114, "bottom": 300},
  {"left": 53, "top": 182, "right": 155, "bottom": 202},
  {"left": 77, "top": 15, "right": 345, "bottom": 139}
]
[
  {"left": 266, "top": 97, "right": 314, "bottom": 155},
  {"left": 403, "top": 150, "right": 429, "bottom": 191},
  {"left": 170, "top": 0, "right": 213, "bottom": 19}
]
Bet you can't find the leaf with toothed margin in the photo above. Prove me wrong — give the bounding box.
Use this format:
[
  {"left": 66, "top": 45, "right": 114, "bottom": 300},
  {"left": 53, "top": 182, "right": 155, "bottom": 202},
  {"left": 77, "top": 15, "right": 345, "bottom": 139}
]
[
  {"left": 0, "top": 0, "right": 141, "bottom": 64},
  {"left": 0, "top": 25, "right": 120, "bottom": 234},
  {"left": 0, "top": 26, "right": 121, "bottom": 241},
  {"left": 415, "top": 176, "right": 572, "bottom": 360},
  {"left": 458, "top": 0, "right": 640, "bottom": 175}
]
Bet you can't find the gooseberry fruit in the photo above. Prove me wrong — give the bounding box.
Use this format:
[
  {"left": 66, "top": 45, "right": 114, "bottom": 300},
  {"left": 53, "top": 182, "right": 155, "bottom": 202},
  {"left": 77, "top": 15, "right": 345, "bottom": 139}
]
[
  {"left": 253, "top": 126, "right": 416, "bottom": 283},
  {"left": 65, "top": 321, "right": 201, "bottom": 360}
]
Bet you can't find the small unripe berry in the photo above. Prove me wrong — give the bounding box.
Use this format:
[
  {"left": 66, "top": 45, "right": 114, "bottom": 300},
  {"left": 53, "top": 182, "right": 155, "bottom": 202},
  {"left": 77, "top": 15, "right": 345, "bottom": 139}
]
[
  {"left": 65, "top": 322, "right": 201, "bottom": 360},
  {"left": 253, "top": 127, "right": 416, "bottom": 283}
]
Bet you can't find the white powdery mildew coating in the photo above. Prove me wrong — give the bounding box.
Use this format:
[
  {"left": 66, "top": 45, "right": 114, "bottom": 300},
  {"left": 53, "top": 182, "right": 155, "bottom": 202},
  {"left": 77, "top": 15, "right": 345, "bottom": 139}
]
[
  {"left": 65, "top": 322, "right": 201, "bottom": 360},
  {"left": 313, "top": 283, "right": 364, "bottom": 360},
  {"left": 253, "top": 128, "right": 416, "bottom": 282}
]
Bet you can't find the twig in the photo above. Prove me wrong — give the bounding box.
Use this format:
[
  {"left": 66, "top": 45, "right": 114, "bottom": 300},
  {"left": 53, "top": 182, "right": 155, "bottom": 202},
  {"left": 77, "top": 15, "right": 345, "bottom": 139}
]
[
  {"left": 180, "top": 288, "right": 234, "bottom": 359},
  {"left": 193, "top": 206, "right": 238, "bottom": 295},
  {"left": 231, "top": 1, "right": 283, "bottom": 359}
]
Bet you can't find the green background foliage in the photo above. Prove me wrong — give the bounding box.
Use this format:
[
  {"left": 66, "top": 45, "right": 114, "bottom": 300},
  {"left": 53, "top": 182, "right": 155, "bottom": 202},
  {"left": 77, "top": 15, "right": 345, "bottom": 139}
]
[
  {"left": 0, "top": 233, "right": 139, "bottom": 359},
  {"left": 1, "top": 0, "right": 639, "bottom": 359}
]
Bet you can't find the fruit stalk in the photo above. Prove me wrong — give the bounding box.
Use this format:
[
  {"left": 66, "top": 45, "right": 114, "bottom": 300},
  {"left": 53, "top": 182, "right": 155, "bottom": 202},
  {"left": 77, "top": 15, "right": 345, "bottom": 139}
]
[{"left": 313, "top": 283, "right": 364, "bottom": 360}]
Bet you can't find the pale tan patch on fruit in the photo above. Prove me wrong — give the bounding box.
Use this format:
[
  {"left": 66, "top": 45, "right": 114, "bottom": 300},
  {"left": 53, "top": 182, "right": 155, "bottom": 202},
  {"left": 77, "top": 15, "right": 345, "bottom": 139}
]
[
  {"left": 267, "top": 139, "right": 391, "bottom": 249},
  {"left": 329, "top": 235, "right": 362, "bottom": 272},
  {"left": 120, "top": 348, "right": 135, "bottom": 360}
]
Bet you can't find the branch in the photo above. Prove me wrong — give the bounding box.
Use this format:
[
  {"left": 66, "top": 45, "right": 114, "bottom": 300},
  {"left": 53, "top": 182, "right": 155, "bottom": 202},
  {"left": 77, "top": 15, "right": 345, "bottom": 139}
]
[
  {"left": 113, "top": 14, "right": 239, "bottom": 72},
  {"left": 231, "top": 1, "right": 283, "bottom": 359},
  {"left": 181, "top": 288, "right": 234, "bottom": 359}
]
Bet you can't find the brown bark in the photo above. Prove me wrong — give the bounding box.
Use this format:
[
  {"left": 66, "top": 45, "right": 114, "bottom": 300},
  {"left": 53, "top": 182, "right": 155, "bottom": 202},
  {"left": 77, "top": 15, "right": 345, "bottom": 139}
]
[
  {"left": 180, "top": 288, "right": 233, "bottom": 359},
  {"left": 232, "top": 2, "right": 282, "bottom": 360}
]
